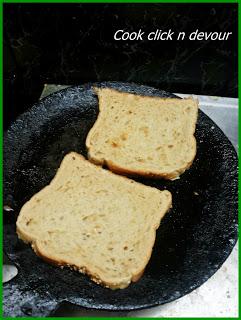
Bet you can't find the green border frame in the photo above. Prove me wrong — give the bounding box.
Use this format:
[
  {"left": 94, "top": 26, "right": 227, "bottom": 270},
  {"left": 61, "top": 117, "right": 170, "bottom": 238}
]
[
  {"left": 1, "top": 0, "right": 239, "bottom": 319},
  {"left": 1, "top": 0, "right": 240, "bottom": 3},
  {"left": 0, "top": 1, "right": 2, "bottom": 320}
]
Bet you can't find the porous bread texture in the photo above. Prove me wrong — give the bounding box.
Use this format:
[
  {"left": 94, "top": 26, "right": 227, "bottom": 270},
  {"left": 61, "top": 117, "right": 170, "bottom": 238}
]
[
  {"left": 16, "top": 152, "right": 172, "bottom": 289},
  {"left": 86, "top": 88, "right": 198, "bottom": 180}
]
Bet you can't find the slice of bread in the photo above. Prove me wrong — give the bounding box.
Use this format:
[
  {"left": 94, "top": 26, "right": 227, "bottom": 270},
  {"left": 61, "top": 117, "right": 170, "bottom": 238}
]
[
  {"left": 16, "top": 152, "right": 172, "bottom": 289},
  {"left": 86, "top": 88, "right": 198, "bottom": 180}
]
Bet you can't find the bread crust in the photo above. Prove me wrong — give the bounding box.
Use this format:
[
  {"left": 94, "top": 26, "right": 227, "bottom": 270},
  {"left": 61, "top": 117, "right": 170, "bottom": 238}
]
[
  {"left": 33, "top": 240, "right": 148, "bottom": 289},
  {"left": 88, "top": 147, "right": 196, "bottom": 180},
  {"left": 17, "top": 217, "right": 171, "bottom": 290}
]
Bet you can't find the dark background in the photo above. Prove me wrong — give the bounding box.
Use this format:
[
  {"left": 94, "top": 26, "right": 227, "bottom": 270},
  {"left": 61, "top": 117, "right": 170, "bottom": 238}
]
[{"left": 4, "top": 3, "right": 238, "bottom": 129}]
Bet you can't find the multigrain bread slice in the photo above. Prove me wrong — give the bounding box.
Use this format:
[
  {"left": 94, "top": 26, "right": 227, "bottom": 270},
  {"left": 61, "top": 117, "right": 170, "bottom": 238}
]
[
  {"left": 86, "top": 88, "right": 198, "bottom": 180},
  {"left": 16, "top": 152, "right": 172, "bottom": 289}
]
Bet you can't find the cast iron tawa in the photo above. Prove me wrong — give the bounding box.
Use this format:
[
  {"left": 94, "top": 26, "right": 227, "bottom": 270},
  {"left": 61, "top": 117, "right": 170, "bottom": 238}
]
[{"left": 3, "top": 82, "right": 238, "bottom": 317}]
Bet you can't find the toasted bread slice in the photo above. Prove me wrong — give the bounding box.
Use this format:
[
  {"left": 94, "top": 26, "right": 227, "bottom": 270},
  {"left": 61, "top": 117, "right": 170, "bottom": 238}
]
[
  {"left": 16, "top": 152, "right": 172, "bottom": 289},
  {"left": 86, "top": 88, "right": 198, "bottom": 180}
]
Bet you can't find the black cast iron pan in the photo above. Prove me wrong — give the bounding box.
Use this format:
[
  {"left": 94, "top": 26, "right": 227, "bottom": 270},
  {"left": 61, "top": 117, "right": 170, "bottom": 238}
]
[{"left": 3, "top": 82, "right": 238, "bottom": 317}]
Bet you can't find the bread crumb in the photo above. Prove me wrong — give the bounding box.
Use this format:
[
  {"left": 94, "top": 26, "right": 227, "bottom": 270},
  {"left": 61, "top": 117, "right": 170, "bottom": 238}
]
[
  {"left": 4, "top": 205, "right": 14, "bottom": 212},
  {"left": 111, "top": 141, "right": 119, "bottom": 148}
]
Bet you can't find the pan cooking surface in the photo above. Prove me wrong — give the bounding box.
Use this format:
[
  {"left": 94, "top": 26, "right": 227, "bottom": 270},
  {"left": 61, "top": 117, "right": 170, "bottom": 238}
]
[{"left": 3, "top": 82, "right": 238, "bottom": 317}]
